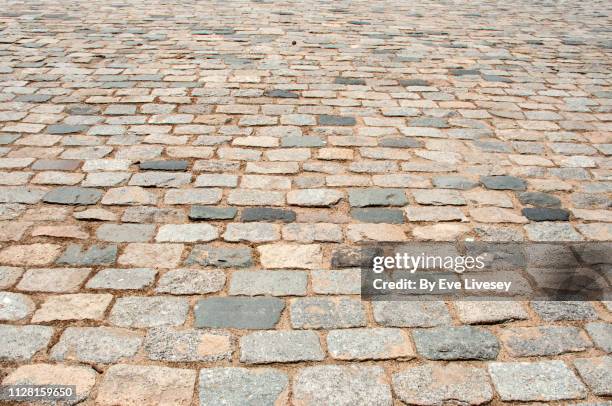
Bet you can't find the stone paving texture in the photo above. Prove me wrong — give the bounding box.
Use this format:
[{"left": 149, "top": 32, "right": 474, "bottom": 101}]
[{"left": 0, "top": 0, "right": 610, "bottom": 404}]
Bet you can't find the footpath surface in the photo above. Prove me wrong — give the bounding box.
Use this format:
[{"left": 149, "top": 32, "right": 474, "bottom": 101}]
[{"left": 0, "top": 0, "right": 610, "bottom": 404}]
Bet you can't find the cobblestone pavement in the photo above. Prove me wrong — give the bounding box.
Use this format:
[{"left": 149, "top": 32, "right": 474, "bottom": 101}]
[{"left": 0, "top": 0, "right": 611, "bottom": 404}]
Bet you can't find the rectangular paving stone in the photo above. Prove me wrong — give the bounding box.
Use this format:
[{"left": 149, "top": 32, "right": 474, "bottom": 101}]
[
  {"left": 50, "top": 326, "right": 143, "bottom": 363},
  {"left": 165, "top": 188, "right": 222, "bottom": 204},
  {"left": 189, "top": 205, "right": 237, "bottom": 220},
  {"left": 240, "top": 330, "right": 324, "bottom": 364},
  {"left": 0, "top": 266, "right": 23, "bottom": 289},
  {"left": 574, "top": 356, "right": 611, "bottom": 396},
  {"left": 17, "top": 267, "right": 91, "bottom": 292},
  {"left": 500, "top": 326, "right": 592, "bottom": 357},
  {"left": 290, "top": 297, "right": 366, "bottom": 329},
  {"left": 348, "top": 188, "right": 408, "bottom": 207},
  {"left": 155, "top": 269, "right": 225, "bottom": 294},
  {"left": 293, "top": 366, "right": 392, "bottom": 405},
  {"left": 96, "top": 223, "right": 156, "bottom": 242},
  {"left": 240, "top": 207, "right": 296, "bottom": 222},
  {"left": 328, "top": 328, "right": 414, "bottom": 360},
  {"left": 42, "top": 186, "right": 103, "bottom": 205},
  {"left": 186, "top": 244, "right": 253, "bottom": 268},
  {"left": 194, "top": 297, "right": 284, "bottom": 329},
  {"left": 488, "top": 360, "right": 586, "bottom": 401},
  {"left": 373, "top": 301, "right": 451, "bottom": 327},
  {"left": 156, "top": 223, "right": 218, "bottom": 242},
  {"left": 199, "top": 368, "right": 288, "bottom": 406},
  {"left": 258, "top": 244, "right": 322, "bottom": 269},
  {"left": 85, "top": 268, "right": 157, "bottom": 290},
  {"left": 96, "top": 364, "right": 196, "bottom": 406},
  {"left": 0, "top": 324, "right": 53, "bottom": 361},
  {"left": 32, "top": 293, "right": 113, "bottom": 322},
  {"left": 393, "top": 364, "right": 493, "bottom": 406},
  {"left": 229, "top": 270, "right": 307, "bottom": 296},
  {"left": 118, "top": 243, "right": 184, "bottom": 268},
  {"left": 144, "top": 327, "right": 231, "bottom": 362},
  {"left": 109, "top": 296, "right": 189, "bottom": 328},
  {"left": 413, "top": 326, "right": 499, "bottom": 360},
  {"left": 4, "top": 364, "right": 96, "bottom": 404},
  {"left": 56, "top": 243, "right": 118, "bottom": 266}
]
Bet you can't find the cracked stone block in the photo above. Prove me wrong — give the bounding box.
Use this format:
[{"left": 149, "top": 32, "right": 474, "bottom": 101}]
[
  {"left": 500, "top": 326, "right": 592, "bottom": 357},
  {"left": 32, "top": 293, "right": 113, "bottom": 323},
  {"left": 96, "top": 364, "right": 196, "bottom": 406},
  {"left": 50, "top": 326, "right": 143, "bottom": 363},
  {"left": 195, "top": 297, "right": 284, "bottom": 329},
  {"left": 186, "top": 244, "right": 253, "bottom": 268},
  {"left": 489, "top": 360, "right": 586, "bottom": 401},
  {"left": 17, "top": 267, "right": 91, "bottom": 292},
  {"left": 574, "top": 356, "right": 611, "bottom": 396},
  {"left": 86, "top": 268, "right": 157, "bottom": 290},
  {"left": 585, "top": 323, "right": 612, "bottom": 352},
  {"left": 454, "top": 301, "right": 529, "bottom": 324},
  {"left": 3, "top": 364, "right": 97, "bottom": 405},
  {"left": 327, "top": 328, "right": 414, "bottom": 360},
  {"left": 373, "top": 301, "right": 451, "bottom": 327},
  {"left": 0, "top": 325, "right": 53, "bottom": 361},
  {"left": 293, "top": 365, "right": 392, "bottom": 406},
  {"left": 393, "top": 364, "right": 493, "bottom": 405},
  {"left": 155, "top": 268, "right": 225, "bottom": 294},
  {"left": 109, "top": 296, "right": 189, "bottom": 328},
  {"left": 229, "top": 270, "right": 307, "bottom": 296},
  {"left": 199, "top": 368, "right": 288, "bottom": 406},
  {"left": 0, "top": 291, "right": 35, "bottom": 321},
  {"left": 240, "top": 330, "right": 324, "bottom": 364},
  {"left": 290, "top": 297, "right": 366, "bottom": 329},
  {"left": 56, "top": 243, "right": 118, "bottom": 266},
  {"left": 42, "top": 186, "right": 103, "bottom": 205},
  {"left": 413, "top": 326, "right": 499, "bottom": 360},
  {"left": 144, "top": 327, "right": 231, "bottom": 362}
]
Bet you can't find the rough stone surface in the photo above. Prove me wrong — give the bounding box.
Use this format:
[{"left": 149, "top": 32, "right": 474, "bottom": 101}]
[
  {"left": 155, "top": 268, "right": 225, "bottom": 294},
  {"left": 3, "top": 364, "right": 97, "bottom": 405},
  {"left": 0, "top": 325, "right": 54, "bottom": 361},
  {"left": 500, "top": 326, "right": 592, "bottom": 357},
  {"left": 240, "top": 330, "right": 324, "bottom": 363},
  {"left": 327, "top": 328, "right": 415, "bottom": 360},
  {"left": 109, "top": 296, "right": 189, "bottom": 327},
  {"left": 290, "top": 297, "right": 366, "bottom": 329},
  {"left": 393, "top": 364, "right": 494, "bottom": 406},
  {"left": 574, "top": 356, "right": 612, "bottom": 396},
  {"left": 373, "top": 301, "right": 451, "bottom": 327},
  {"left": 51, "top": 327, "right": 143, "bottom": 363},
  {"left": 97, "top": 364, "right": 196, "bottom": 405},
  {"left": 86, "top": 268, "right": 157, "bottom": 290},
  {"left": 229, "top": 270, "right": 307, "bottom": 296},
  {"left": 195, "top": 297, "right": 284, "bottom": 329},
  {"left": 413, "top": 326, "right": 500, "bottom": 360},
  {"left": 0, "top": 291, "right": 35, "bottom": 321},
  {"left": 293, "top": 366, "right": 392, "bottom": 406},
  {"left": 144, "top": 327, "right": 232, "bottom": 362},
  {"left": 32, "top": 293, "right": 113, "bottom": 322},
  {"left": 199, "top": 368, "right": 289, "bottom": 406},
  {"left": 488, "top": 361, "right": 587, "bottom": 401}
]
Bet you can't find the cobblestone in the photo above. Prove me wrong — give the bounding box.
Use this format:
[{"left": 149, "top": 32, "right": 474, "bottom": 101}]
[
  {"left": 0, "top": 0, "right": 610, "bottom": 402},
  {"left": 0, "top": 325, "right": 53, "bottom": 361}
]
